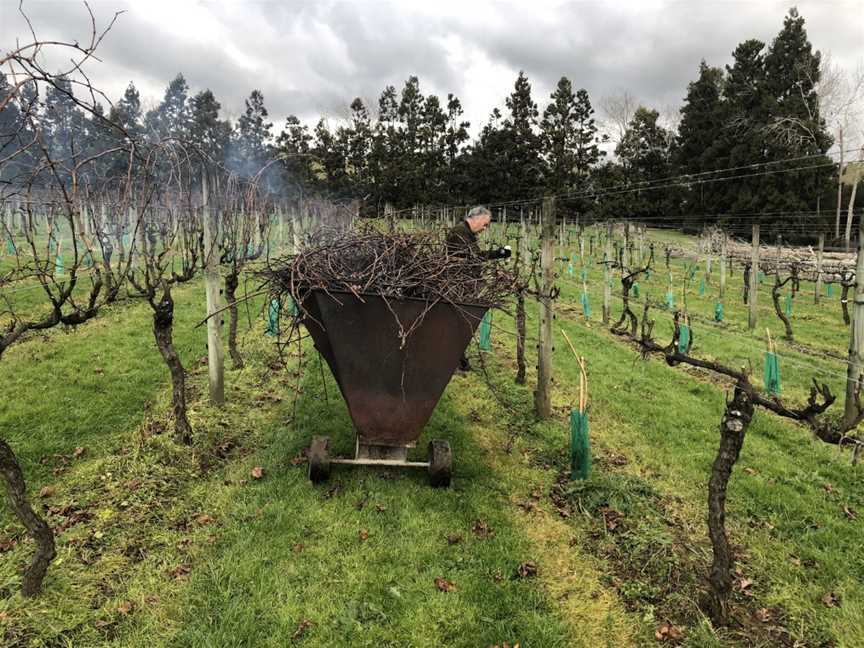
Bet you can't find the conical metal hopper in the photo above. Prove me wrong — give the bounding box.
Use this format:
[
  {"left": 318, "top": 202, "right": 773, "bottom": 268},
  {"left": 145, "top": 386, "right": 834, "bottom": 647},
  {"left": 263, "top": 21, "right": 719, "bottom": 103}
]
[{"left": 301, "top": 289, "right": 487, "bottom": 447}]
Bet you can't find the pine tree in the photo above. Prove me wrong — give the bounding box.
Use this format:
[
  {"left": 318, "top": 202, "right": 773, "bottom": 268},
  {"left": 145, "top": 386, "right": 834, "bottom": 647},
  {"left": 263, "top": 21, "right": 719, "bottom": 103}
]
[
  {"left": 541, "top": 76, "right": 578, "bottom": 192},
  {"left": 721, "top": 39, "right": 769, "bottom": 215},
  {"left": 311, "top": 118, "right": 348, "bottom": 196},
  {"left": 761, "top": 8, "right": 833, "bottom": 219},
  {"left": 573, "top": 88, "right": 603, "bottom": 181},
  {"left": 675, "top": 61, "right": 726, "bottom": 218},
  {"left": 233, "top": 89, "right": 273, "bottom": 177},
  {"left": 499, "top": 71, "right": 542, "bottom": 200},
  {"left": 109, "top": 82, "right": 142, "bottom": 137},
  {"left": 275, "top": 115, "right": 313, "bottom": 199},
  {"left": 189, "top": 89, "right": 232, "bottom": 165},
  {"left": 43, "top": 75, "right": 85, "bottom": 166},
  {"left": 145, "top": 73, "right": 191, "bottom": 141},
  {"left": 0, "top": 73, "right": 24, "bottom": 183},
  {"left": 616, "top": 106, "right": 675, "bottom": 220},
  {"left": 344, "top": 97, "right": 373, "bottom": 199}
]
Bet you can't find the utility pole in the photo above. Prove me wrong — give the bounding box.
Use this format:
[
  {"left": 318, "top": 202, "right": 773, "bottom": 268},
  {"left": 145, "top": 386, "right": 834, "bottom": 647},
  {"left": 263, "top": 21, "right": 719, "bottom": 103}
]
[
  {"left": 748, "top": 224, "right": 760, "bottom": 331},
  {"left": 534, "top": 196, "right": 555, "bottom": 419},
  {"left": 202, "top": 172, "right": 225, "bottom": 405}
]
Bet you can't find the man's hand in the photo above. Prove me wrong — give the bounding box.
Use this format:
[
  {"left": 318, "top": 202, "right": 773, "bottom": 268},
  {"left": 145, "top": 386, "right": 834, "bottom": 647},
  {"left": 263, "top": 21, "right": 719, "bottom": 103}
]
[{"left": 496, "top": 245, "right": 512, "bottom": 259}]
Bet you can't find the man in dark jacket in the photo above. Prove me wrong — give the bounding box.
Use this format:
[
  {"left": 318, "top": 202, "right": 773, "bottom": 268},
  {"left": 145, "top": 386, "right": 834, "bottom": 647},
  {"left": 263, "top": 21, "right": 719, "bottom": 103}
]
[
  {"left": 446, "top": 206, "right": 511, "bottom": 260},
  {"left": 446, "top": 206, "right": 511, "bottom": 371}
]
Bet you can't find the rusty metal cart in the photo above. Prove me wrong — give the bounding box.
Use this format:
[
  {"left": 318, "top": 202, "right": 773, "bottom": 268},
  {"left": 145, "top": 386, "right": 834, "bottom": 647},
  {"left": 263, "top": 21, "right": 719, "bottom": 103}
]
[{"left": 300, "top": 289, "right": 487, "bottom": 488}]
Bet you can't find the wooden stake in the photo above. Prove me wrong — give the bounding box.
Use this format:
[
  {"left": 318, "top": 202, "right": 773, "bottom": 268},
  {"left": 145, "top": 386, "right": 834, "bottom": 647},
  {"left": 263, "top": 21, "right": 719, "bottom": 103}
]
[
  {"left": 579, "top": 356, "right": 588, "bottom": 414},
  {"left": 765, "top": 328, "right": 774, "bottom": 354},
  {"left": 202, "top": 172, "right": 225, "bottom": 405},
  {"left": 748, "top": 224, "right": 760, "bottom": 331},
  {"left": 815, "top": 233, "right": 824, "bottom": 305},
  {"left": 844, "top": 198, "right": 864, "bottom": 426},
  {"left": 559, "top": 328, "right": 588, "bottom": 414},
  {"left": 603, "top": 221, "right": 612, "bottom": 325},
  {"left": 534, "top": 196, "right": 555, "bottom": 419},
  {"left": 719, "top": 233, "right": 727, "bottom": 300}
]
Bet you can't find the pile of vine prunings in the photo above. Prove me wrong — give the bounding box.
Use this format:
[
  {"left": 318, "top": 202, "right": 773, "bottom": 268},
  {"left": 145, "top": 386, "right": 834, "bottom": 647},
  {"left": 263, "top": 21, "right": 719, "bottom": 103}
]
[{"left": 262, "top": 224, "right": 521, "bottom": 312}]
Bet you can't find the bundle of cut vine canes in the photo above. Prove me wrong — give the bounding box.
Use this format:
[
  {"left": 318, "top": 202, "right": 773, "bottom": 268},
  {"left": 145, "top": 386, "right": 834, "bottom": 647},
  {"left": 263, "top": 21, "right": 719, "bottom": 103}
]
[{"left": 262, "top": 224, "right": 523, "bottom": 315}]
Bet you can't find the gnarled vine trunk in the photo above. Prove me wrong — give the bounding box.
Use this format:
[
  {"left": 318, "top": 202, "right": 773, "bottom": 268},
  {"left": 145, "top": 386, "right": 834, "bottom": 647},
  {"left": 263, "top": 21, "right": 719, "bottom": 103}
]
[
  {"left": 706, "top": 384, "right": 753, "bottom": 626},
  {"left": 515, "top": 289, "right": 526, "bottom": 385},
  {"left": 152, "top": 283, "right": 192, "bottom": 445},
  {"left": 225, "top": 271, "right": 243, "bottom": 369},
  {"left": 771, "top": 278, "right": 794, "bottom": 341},
  {"left": 0, "top": 439, "right": 56, "bottom": 597}
]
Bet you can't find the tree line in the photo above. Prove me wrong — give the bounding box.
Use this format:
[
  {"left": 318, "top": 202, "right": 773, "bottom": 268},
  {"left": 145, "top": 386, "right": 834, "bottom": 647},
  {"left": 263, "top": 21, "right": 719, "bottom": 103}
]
[{"left": 1, "top": 8, "right": 857, "bottom": 240}]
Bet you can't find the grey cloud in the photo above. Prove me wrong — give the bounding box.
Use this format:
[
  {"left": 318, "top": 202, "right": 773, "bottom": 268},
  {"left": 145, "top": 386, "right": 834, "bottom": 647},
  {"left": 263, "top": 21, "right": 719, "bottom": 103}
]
[{"left": 2, "top": 0, "right": 861, "bottom": 134}]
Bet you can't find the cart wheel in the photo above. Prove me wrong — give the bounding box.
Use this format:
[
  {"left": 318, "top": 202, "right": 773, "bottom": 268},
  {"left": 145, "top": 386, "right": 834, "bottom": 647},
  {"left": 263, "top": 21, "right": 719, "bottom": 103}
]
[
  {"left": 428, "top": 440, "right": 452, "bottom": 488},
  {"left": 308, "top": 436, "right": 331, "bottom": 483}
]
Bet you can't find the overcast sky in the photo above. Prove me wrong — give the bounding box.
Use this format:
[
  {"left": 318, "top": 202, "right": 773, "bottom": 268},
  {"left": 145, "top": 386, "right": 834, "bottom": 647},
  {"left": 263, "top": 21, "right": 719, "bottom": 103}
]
[{"left": 2, "top": 0, "right": 862, "bottom": 137}]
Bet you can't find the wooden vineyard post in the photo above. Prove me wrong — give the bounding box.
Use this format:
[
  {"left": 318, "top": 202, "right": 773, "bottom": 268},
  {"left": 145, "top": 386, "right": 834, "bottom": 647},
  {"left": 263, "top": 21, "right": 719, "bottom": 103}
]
[
  {"left": 603, "top": 221, "right": 612, "bottom": 325},
  {"left": 815, "top": 233, "right": 824, "bottom": 304},
  {"left": 844, "top": 209, "right": 864, "bottom": 427},
  {"left": 519, "top": 215, "right": 529, "bottom": 271},
  {"left": 719, "top": 233, "right": 727, "bottom": 300},
  {"left": 534, "top": 196, "right": 555, "bottom": 419},
  {"left": 622, "top": 221, "right": 630, "bottom": 271},
  {"left": 836, "top": 126, "right": 844, "bottom": 240},
  {"left": 202, "top": 172, "right": 225, "bottom": 405},
  {"left": 293, "top": 206, "right": 302, "bottom": 252},
  {"left": 748, "top": 224, "right": 760, "bottom": 331}
]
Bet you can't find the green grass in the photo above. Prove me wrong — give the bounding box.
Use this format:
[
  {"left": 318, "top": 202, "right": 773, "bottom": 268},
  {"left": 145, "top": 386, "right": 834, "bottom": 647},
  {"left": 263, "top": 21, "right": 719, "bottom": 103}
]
[{"left": 0, "top": 225, "right": 862, "bottom": 647}]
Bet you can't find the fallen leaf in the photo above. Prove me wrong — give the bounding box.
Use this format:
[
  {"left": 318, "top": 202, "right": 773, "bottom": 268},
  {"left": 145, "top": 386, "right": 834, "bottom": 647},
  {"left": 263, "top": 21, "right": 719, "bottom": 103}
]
[
  {"left": 39, "top": 486, "right": 55, "bottom": 498},
  {"left": 446, "top": 533, "right": 463, "bottom": 545},
  {"left": 73, "top": 447, "right": 85, "bottom": 458},
  {"left": 822, "top": 592, "right": 840, "bottom": 608},
  {"left": 823, "top": 483, "right": 834, "bottom": 494},
  {"left": 756, "top": 607, "right": 771, "bottom": 622},
  {"left": 472, "top": 520, "right": 494, "bottom": 539},
  {"left": 292, "top": 543, "right": 304, "bottom": 553},
  {"left": 250, "top": 466, "right": 264, "bottom": 480},
  {"left": 291, "top": 619, "right": 312, "bottom": 640},
  {"left": 0, "top": 537, "right": 18, "bottom": 553},
  {"left": 94, "top": 619, "right": 111, "bottom": 629},
  {"left": 843, "top": 505, "right": 857, "bottom": 520},
  {"left": 375, "top": 505, "right": 387, "bottom": 513},
  {"left": 434, "top": 577, "right": 456, "bottom": 592},
  {"left": 195, "top": 514, "right": 216, "bottom": 526},
  {"left": 117, "top": 601, "right": 134, "bottom": 615},
  {"left": 167, "top": 564, "right": 191, "bottom": 580},
  {"left": 290, "top": 452, "right": 307, "bottom": 466},
  {"left": 358, "top": 528, "right": 369, "bottom": 542},
  {"left": 516, "top": 562, "right": 538, "bottom": 579},
  {"left": 743, "top": 467, "right": 758, "bottom": 476},
  {"left": 738, "top": 577, "right": 753, "bottom": 591},
  {"left": 654, "top": 623, "right": 682, "bottom": 642},
  {"left": 517, "top": 501, "right": 537, "bottom": 514},
  {"left": 601, "top": 507, "right": 623, "bottom": 532}
]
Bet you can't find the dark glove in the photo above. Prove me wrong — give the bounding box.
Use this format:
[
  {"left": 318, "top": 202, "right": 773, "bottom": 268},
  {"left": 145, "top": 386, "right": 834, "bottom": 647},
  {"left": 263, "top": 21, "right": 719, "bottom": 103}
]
[{"left": 497, "top": 245, "right": 512, "bottom": 259}]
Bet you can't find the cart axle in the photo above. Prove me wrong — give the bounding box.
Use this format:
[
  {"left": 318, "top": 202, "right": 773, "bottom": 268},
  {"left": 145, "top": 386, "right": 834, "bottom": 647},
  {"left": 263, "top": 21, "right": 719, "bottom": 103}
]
[{"left": 307, "top": 436, "right": 452, "bottom": 488}]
